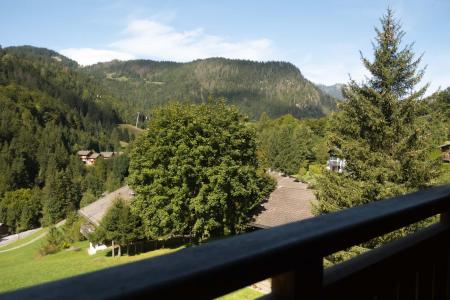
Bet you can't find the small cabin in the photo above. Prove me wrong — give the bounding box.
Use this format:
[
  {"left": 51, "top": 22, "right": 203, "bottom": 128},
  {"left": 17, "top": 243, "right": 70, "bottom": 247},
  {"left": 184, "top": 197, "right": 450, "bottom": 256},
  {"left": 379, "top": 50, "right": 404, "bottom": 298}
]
[
  {"left": 86, "top": 152, "right": 101, "bottom": 165},
  {"left": 77, "top": 150, "right": 123, "bottom": 165},
  {"left": 76, "top": 150, "right": 93, "bottom": 164},
  {"left": 440, "top": 141, "right": 450, "bottom": 162}
]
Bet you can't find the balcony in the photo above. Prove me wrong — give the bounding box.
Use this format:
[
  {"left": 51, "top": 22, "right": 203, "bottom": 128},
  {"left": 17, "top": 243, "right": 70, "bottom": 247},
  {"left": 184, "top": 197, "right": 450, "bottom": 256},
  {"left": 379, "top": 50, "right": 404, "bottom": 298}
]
[{"left": 3, "top": 184, "right": 450, "bottom": 300}]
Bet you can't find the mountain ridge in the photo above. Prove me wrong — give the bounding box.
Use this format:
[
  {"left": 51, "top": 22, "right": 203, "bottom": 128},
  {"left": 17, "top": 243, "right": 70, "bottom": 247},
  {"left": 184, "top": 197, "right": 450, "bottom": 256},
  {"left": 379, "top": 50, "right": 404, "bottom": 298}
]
[{"left": 82, "top": 57, "right": 338, "bottom": 121}]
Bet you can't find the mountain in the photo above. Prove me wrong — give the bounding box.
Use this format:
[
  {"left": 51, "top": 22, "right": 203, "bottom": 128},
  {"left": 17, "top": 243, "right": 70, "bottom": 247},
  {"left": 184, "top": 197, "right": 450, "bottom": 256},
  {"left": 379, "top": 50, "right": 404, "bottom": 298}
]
[
  {"left": 0, "top": 46, "right": 123, "bottom": 195},
  {"left": 83, "top": 58, "right": 338, "bottom": 122},
  {"left": 316, "top": 83, "right": 345, "bottom": 100}
]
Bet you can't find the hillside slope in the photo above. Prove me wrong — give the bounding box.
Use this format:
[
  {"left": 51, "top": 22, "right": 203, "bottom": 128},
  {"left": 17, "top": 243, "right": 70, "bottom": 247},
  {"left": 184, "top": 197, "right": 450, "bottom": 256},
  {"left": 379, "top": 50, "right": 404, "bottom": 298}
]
[
  {"left": 83, "top": 58, "right": 337, "bottom": 121},
  {"left": 0, "top": 46, "right": 123, "bottom": 195}
]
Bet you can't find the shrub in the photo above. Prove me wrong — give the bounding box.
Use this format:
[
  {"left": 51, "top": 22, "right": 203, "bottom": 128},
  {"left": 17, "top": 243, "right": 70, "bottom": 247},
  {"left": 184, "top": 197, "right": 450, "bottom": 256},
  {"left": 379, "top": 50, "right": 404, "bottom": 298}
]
[{"left": 38, "top": 226, "right": 66, "bottom": 256}]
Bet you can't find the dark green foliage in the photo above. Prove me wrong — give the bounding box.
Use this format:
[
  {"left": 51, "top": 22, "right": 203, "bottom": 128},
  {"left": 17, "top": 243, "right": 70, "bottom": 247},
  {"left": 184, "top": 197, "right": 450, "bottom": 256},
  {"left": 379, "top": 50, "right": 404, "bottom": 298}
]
[
  {"left": 255, "top": 114, "right": 328, "bottom": 175},
  {"left": 0, "top": 46, "right": 134, "bottom": 228},
  {"left": 430, "top": 88, "right": 450, "bottom": 140},
  {"left": 128, "top": 101, "right": 275, "bottom": 242},
  {"left": 0, "top": 188, "right": 41, "bottom": 233},
  {"left": 91, "top": 198, "right": 141, "bottom": 256},
  {"left": 42, "top": 170, "right": 81, "bottom": 225},
  {"left": 315, "top": 10, "right": 440, "bottom": 259},
  {"left": 83, "top": 58, "right": 337, "bottom": 121},
  {"left": 62, "top": 211, "right": 84, "bottom": 244}
]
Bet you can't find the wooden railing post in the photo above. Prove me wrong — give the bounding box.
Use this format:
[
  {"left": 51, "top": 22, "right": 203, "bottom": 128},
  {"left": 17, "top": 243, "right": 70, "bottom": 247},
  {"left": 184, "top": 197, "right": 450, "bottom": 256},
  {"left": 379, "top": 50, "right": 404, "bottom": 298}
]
[
  {"left": 271, "top": 256, "right": 323, "bottom": 299},
  {"left": 440, "top": 211, "right": 450, "bottom": 300}
]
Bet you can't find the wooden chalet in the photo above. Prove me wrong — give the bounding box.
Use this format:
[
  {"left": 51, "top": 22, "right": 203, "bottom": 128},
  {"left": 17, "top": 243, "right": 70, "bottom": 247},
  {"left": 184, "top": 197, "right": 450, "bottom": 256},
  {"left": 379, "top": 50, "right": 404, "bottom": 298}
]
[
  {"left": 76, "top": 150, "right": 93, "bottom": 164},
  {"left": 77, "top": 150, "right": 123, "bottom": 165}
]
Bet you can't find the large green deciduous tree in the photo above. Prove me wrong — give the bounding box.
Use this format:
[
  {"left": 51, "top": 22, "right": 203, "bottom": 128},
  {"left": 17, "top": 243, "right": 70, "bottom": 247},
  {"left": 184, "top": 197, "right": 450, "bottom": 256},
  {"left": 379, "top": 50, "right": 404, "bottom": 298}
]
[
  {"left": 315, "top": 10, "right": 439, "bottom": 248},
  {"left": 128, "top": 101, "right": 274, "bottom": 242}
]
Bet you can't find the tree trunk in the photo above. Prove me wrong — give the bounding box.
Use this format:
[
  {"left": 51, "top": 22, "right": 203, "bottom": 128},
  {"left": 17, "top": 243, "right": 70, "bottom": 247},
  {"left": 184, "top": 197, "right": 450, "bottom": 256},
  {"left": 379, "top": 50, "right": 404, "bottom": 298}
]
[
  {"left": 118, "top": 245, "right": 121, "bottom": 257},
  {"left": 112, "top": 240, "right": 115, "bottom": 258}
]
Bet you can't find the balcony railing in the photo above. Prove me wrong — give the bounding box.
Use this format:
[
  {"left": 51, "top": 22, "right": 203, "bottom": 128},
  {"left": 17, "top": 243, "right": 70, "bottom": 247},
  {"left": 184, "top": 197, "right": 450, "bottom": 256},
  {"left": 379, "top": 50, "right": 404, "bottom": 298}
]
[{"left": 3, "top": 184, "right": 450, "bottom": 300}]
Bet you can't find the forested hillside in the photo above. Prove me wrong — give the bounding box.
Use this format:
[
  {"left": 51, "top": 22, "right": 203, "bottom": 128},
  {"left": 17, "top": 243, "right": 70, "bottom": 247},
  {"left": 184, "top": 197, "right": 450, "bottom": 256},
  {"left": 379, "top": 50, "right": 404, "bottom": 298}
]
[
  {"left": 83, "top": 58, "right": 337, "bottom": 121},
  {"left": 0, "top": 46, "right": 129, "bottom": 230}
]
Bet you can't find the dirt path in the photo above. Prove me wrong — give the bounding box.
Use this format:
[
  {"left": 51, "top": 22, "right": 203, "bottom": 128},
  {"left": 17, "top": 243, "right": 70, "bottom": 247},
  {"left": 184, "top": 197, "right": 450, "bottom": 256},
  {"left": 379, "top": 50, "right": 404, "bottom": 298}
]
[
  {"left": 0, "top": 228, "right": 42, "bottom": 248},
  {"left": 0, "top": 220, "right": 65, "bottom": 253},
  {"left": 0, "top": 231, "right": 48, "bottom": 253}
]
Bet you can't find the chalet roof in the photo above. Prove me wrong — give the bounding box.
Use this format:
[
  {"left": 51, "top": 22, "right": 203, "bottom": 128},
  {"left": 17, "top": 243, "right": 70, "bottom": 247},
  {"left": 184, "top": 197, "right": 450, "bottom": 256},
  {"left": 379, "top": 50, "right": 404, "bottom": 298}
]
[
  {"left": 100, "top": 151, "right": 115, "bottom": 158},
  {"left": 77, "top": 150, "right": 92, "bottom": 156},
  {"left": 88, "top": 152, "right": 100, "bottom": 159},
  {"left": 78, "top": 185, "right": 135, "bottom": 226},
  {"left": 439, "top": 141, "right": 450, "bottom": 149},
  {"left": 250, "top": 173, "right": 315, "bottom": 229}
]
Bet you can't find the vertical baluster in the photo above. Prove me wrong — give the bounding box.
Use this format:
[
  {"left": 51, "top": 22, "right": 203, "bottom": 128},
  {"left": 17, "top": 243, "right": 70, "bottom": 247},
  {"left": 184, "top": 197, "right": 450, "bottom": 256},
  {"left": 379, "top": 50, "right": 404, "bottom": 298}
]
[
  {"left": 271, "top": 257, "right": 323, "bottom": 299},
  {"left": 440, "top": 212, "right": 450, "bottom": 300}
]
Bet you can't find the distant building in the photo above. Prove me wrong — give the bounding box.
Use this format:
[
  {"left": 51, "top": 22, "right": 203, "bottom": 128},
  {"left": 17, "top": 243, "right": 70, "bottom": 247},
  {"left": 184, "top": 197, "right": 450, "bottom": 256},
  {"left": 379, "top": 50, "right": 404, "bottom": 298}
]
[
  {"left": 86, "top": 152, "right": 100, "bottom": 166},
  {"left": 77, "top": 150, "right": 123, "bottom": 165},
  {"left": 76, "top": 150, "right": 93, "bottom": 164},
  {"left": 327, "top": 156, "right": 346, "bottom": 173},
  {"left": 440, "top": 141, "right": 450, "bottom": 162}
]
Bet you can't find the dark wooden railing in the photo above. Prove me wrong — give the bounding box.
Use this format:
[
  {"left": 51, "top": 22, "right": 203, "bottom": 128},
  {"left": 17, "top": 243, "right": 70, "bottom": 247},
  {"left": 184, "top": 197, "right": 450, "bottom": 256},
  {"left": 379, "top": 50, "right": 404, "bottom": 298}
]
[{"left": 3, "top": 184, "right": 450, "bottom": 300}]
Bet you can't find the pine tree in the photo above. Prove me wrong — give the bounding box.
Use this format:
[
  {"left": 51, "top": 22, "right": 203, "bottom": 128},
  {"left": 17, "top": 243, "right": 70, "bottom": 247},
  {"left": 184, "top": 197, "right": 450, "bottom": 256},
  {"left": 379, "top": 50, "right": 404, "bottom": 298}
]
[{"left": 315, "top": 9, "right": 439, "bottom": 250}]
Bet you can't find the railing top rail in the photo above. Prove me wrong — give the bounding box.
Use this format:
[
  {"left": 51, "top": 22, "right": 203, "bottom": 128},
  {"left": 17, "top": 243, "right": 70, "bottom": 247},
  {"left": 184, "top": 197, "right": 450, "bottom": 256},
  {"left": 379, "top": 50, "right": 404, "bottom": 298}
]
[{"left": 3, "top": 184, "right": 450, "bottom": 300}]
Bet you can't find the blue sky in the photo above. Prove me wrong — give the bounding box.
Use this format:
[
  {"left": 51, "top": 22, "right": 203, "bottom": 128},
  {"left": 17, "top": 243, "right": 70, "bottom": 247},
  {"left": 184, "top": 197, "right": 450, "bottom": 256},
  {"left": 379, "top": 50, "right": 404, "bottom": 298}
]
[{"left": 1, "top": 0, "right": 449, "bottom": 91}]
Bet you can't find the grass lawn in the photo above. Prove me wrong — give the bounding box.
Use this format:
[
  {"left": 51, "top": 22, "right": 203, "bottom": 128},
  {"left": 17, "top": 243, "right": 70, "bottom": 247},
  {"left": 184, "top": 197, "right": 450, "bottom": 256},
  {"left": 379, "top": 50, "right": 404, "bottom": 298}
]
[
  {"left": 218, "top": 287, "right": 263, "bottom": 300},
  {"left": 0, "top": 237, "right": 263, "bottom": 299},
  {"left": 0, "top": 238, "right": 181, "bottom": 294}
]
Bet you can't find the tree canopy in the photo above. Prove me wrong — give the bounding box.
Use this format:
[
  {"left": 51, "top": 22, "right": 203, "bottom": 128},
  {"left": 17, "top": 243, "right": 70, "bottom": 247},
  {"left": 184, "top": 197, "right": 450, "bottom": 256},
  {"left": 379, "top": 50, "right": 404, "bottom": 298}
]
[
  {"left": 315, "top": 9, "right": 440, "bottom": 250},
  {"left": 128, "top": 101, "right": 275, "bottom": 242}
]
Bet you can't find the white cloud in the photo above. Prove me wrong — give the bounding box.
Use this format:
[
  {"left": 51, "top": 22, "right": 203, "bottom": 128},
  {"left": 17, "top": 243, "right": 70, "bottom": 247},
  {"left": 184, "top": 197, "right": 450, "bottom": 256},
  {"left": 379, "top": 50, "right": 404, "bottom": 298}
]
[
  {"left": 61, "top": 19, "right": 273, "bottom": 65},
  {"left": 60, "top": 48, "right": 135, "bottom": 66},
  {"left": 110, "top": 19, "right": 272, "bottom": 61}
]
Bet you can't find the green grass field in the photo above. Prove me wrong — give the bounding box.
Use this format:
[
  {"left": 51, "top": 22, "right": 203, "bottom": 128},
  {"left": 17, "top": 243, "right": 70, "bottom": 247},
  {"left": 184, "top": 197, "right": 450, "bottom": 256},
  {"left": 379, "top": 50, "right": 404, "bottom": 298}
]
[{"left": 0, "top": 235, "right": 262, "bottom": 299}]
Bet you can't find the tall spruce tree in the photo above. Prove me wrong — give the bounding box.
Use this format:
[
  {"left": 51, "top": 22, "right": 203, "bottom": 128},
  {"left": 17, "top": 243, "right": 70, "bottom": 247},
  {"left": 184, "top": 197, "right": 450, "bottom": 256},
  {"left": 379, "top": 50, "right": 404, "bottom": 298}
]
[{"left": 315, "top": 9, "right": 439, "bottom": 249}]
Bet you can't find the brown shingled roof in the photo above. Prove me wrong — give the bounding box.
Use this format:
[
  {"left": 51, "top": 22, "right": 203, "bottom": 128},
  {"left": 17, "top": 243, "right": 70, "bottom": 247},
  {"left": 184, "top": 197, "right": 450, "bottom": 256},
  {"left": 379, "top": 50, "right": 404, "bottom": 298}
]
[
  {"left": 100, "top": 151, "right": 115, "bottom": 158},
  {"left": 79, "top": 186, "right": 135, "bottom": 226},
  {"left": 88, "top": 152, "right": 100, "bottom": 159},
  {"left": 251, "top": 173, "right": 315, "bottom": 228},
  {"left": 77, "top": 150, "right": 92, "bottom": 156}
]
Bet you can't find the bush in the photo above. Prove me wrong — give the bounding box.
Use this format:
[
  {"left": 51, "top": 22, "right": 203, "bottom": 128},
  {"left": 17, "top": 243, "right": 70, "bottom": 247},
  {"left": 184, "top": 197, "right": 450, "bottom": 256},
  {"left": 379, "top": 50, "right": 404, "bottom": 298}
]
[
  {"left": 38, "top": 226, "right": 66, "bottom": 256},
  {"left": 38, "top": 216, "right": 84, "bottom": 256}
]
